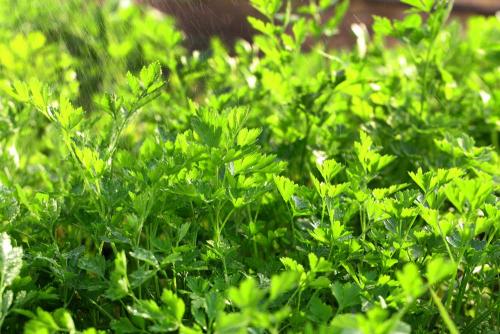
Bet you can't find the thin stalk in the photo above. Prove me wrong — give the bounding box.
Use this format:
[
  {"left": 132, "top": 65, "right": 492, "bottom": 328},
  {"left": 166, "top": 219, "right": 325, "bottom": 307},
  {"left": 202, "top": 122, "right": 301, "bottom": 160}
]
[
  {"left": 453, "top": 267, "right": 470, "bottom": 318},
  {"left": 247, "top": 206, "right": 259, "bottom": 258},
  {"left": 444, "top": 252, "right": 464, "bottom": 313},
  {"left": 359, "top": 203, "right": 367, "bottom": 240},
  {"left": 298, "top": 114, "right": 311, "bottom": 181},
  {"left": 88, "top": 298, "right": 114, "bottom": 321},
  {"left": 289, "top": 206, "right": 296, "bottom": 247},
  {"left": 212, "top": 203, "right": 222, "bottom": 245},
  {"left": 219, "top": 208, "right": 235, "bottom": 235},
  {"left": 285, "top": 285, "right": 302, "bottom": 308},
  {"left": 320, "top": 198, "right": 326, "bottom": 225},
  {"left": 172, "top": 262, "right": 178, "bottom": 293},
  {"left": 437, "top": 222, "right": 455, "bottom": 263},
  {"left": 430, "top": 288, "right": 460, "bottom": 334}
]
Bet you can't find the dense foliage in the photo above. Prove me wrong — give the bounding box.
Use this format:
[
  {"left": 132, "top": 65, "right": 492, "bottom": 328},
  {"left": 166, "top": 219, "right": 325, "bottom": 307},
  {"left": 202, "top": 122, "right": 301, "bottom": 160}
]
[{"left": 0, "top": 0, "right": 498, "bottom": 332}]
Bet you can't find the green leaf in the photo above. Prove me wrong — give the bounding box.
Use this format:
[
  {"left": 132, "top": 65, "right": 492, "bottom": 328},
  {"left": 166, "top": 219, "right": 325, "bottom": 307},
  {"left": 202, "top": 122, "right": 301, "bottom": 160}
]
[
  {"left": 325, "top": 0, "right": 350, "bottom": 34},
  {"left": 269, "top": 271, "right": 299, "bottom": 301},
  {"left": 125, "top": 292, "right": 185, "bottom": 332},
  {"left": 330, "top": 313, "right": 359, "bottom": 331},
  {"left": 177, "top": 222, "right": 191, "bottom": 244},
  {"left": 280, "top": 257, "right": 305, "bottom": 275},
  {"left": 354, "top": 131, "right": 395, "bottom": 175},
  {"left": 129, "top": 269, "right": 156, "bottom": 289},
  {"left": 127, "top": 299, "right": 162, "bottom": 320},
  {"left": 250, "top": 0, "right": 282, "bottom": 19},
  {"left": 248, "top": 17, "right": 275, "bottom": 37},
  {"left": 316, "top": 159, "right": 343, "bottom": 183},
  {"left": 75, "top": 147, "right": 105, "bottom": 176},
  {"left": 127, "top": 72, "right": 141, "bottom": 95},
  {"left": 191, "top": 117, "right": 222, "bottom": 148},
  {"left": 426, "top": 257, "right": 455, "bottom": 285},
  {"left": 228, "top": 278, "right": 265, "bottom": 309},
  {"left": 274, "top": 176, "right": 297, "bottom": 203},
  {"left": 23, "top": 308, "right": 99, "bottom": 334},
  {"left": 140, "top": 61, "right": 162, "bottom": 89},
  {"left": 401, "top": 0, "right": 434, "bottom": 12},
  {"left": 237, "top": 128, "right": 261, "bottom": 147},
  {"left": 12, "top": 80, "right": 30, "bottom": 102},
  {"left": 161, "top": 289, "right": 185, "bottom": 322},
  {"left": 0, "top": 233, "right": 23, "bottom": 290},
  {"left": 57, "top": 96, "right": 83, "bottom": 130},
  {"left": 310, "top": 276, "right": 331, "bottom": 289},
  {"left": 28, "top": 78, "right": 50, "bottom": 111},
  {"left": 111, "top": 317, "right": 141, "bottom": 333},
  {"left": 373, "top": 16, "right": 393, "bottom": 36},
  {"left": 308, "top": 253, "right": 332, "bottom": 273},
  {"left": 105, "top": 251, "right": 129, "bottom": 301},
  {"left": 396, "top": 263, "right": 424, "bottom": 299},
  {"left": 130, "top": 247, "right": 159, "bottom": 269},
  {"left": 78, "top": 255, "right": 106, "bottom": 278},
  {"left": 331, "top": 282, "right": 361, "bottom": 311},
  {"left": 53, "top": 308, "right": 76, "bottom": 332},
  {"left": 23, "top": 308, "right": 60, "bottom": 334},
  {"left": 307, "top": 295, "right": 333, "bottom": 323},
  {"left": 216, "top": 312, "right": 249, "bottom": 333},
  {"left": 0, "top": 187, "right": 19, "bottom": 224},
  {"left": 292, "top": 18, "right": 308, "bottom": 46}
]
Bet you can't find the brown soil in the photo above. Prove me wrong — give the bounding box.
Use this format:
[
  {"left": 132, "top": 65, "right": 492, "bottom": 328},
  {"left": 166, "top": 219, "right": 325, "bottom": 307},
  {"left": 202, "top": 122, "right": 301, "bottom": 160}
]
[{"left": 137, "top": 0, "right": 500, "bottom": 49}]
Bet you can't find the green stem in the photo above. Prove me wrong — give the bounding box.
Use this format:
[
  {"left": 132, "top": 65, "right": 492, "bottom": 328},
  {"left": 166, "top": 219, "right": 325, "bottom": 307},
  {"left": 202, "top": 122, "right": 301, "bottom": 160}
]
[
  {"left": 298, "top": 113, "right": 311, "bottom": 181},
  {"left": 289, "top": 207, "right": 296, "bottom": 248},
  {"left": 430, "top": 288, "right": 460, "bottom": 334},
  {"left": 453, "top": 267, "right": 470, "bottom": 318},
  {"left": 445, "top": 249, "right": 464, "bottom": 310},
  {"left": 89, "top": 298, "right": 114, "bottom": 321}
]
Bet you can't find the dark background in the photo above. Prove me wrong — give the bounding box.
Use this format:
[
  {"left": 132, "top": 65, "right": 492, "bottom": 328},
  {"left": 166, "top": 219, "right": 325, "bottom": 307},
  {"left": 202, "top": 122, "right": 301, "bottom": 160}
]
[{"left": 137, "top": 0, "right": 500, "bottom": 49}]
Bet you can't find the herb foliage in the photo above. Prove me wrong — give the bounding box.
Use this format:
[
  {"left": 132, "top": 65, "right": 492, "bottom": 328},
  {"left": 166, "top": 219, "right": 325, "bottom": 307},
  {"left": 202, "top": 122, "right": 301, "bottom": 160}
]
[{"left": 0, "top": 0, "right": 498, "bottom": 333}]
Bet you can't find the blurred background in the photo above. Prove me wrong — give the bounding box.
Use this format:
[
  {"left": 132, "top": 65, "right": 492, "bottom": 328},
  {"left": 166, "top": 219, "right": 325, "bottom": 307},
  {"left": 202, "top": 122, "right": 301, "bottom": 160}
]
[{"left": 137, "top": 0, "right": 500, "bottom": 49}]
